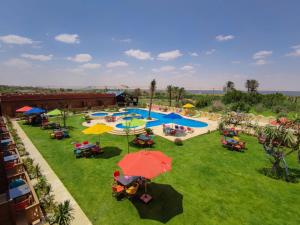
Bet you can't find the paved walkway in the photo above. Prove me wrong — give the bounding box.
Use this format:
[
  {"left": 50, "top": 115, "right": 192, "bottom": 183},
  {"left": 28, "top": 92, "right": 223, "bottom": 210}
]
[{"left": 12, "top": 120, "right": 92, "bottom": 225}]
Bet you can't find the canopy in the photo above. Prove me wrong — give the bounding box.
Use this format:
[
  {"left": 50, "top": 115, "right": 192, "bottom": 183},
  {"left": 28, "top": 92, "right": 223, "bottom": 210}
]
[
  {"left": 16, "top": 106, "right": 32, "bottom": 113},
  {"left": 122, "top": 118, "right": 145, "bottom": 127},
  {"left": 82, "top": 123, "right": 113, "bottom": 135},
  {"left": 24, "top": 107, "right": 45, "bottom": 115},
  {"left": 46, "top": 109, "right": 62, "bottom": 116},
  {"left": 118, "top": 150, "right": 172, "bottom": 179},
  {"left": 163, "top": 113, "right": 182, "bottom": 120},
  {"left": 183, "top": 103, "right": 195, "bottom": 108}
]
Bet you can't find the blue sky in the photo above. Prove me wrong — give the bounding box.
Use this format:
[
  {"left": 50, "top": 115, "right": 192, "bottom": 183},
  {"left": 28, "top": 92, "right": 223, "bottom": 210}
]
[{"left": 0, "top": 0, "right": 300, "bottom": 90}]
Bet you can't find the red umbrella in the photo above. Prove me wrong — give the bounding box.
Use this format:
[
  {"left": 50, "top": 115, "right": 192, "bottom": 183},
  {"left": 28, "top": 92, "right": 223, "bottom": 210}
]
[
  {"left": 118, "top": 150, "right": 172, "bottom": 179},
  {"left": 16, "top": 106, "right": 32, "bottom": 112}
]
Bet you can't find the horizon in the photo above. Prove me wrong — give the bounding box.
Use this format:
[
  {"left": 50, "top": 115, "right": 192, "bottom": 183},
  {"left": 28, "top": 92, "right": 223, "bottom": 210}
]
[{"left": 1, "top": 1, "right": 300, "bottom": 91}]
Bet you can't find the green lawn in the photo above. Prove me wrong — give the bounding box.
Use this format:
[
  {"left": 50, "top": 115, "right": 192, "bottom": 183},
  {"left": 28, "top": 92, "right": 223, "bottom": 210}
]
[{"left": 20, "top": 116, "right": 300, "bottom": 225}]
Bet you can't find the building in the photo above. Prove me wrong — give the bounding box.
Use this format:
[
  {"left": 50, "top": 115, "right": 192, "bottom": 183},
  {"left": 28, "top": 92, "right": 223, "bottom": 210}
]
[
  {"left": 106, "top": 90, "right": 138, "bottom": 106},
  {"left": 0, "top": 93, "right": 116, "bottom": 117}
]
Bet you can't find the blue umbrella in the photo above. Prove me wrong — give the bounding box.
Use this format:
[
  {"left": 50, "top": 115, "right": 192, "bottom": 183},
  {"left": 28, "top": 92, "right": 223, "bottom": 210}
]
[
  {"left": 24, "top": 107, "right": 45, "bottom": 115},
  {"left": 163, "top": 113, "right": 182, "bottom": 120},
  {"left": 163, "top": 113, "right": 182, "bottom": 128}
]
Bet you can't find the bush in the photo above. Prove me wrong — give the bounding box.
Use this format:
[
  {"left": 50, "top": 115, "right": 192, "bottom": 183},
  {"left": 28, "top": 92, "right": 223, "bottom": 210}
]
[
  {"left": 230, "top": 102, "right": 250, "bottom": 113},
  {"left": 255, "top": 103, "right": 264, "bottom": 113},
  {"left": 144, "top": 128, "right": 153, "bottom": 135},
  {"left": 174, "top": 138, "right": 183, "bottom": 146},
  {"left": 211, "top": 100, "right": 225, "bottom": 112},
  {"left": 138, "top": 102, "right": 147, "bottom": 108}
]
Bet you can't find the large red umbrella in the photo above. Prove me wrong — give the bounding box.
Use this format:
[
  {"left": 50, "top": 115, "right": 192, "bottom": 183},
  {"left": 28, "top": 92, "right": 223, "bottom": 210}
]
[
  {"left": 118, "top": 150, "right": 172, "bottom": 179},
  {"left": 16, "top": 106, "right": 32, "bottom": 112}
]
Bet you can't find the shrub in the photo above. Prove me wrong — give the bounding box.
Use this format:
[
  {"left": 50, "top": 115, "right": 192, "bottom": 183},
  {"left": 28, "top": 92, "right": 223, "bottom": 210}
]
[
  {"left": 144, "top": 128, "right": 153, "bottom": 135},
  {"left": 255, "top": 103, "right": 264, "bottom": 113},
  {"left": 230, "top": 102, "right": 251, "bottom": 112},
  {"left": 211, "top": 100, "right": 225, "bottom": 112},
  {"left": 174, "top": 138, "right": 183, "bottom": 146},
  {"left": 138, "top": 102, "right": 147, "bottom": 108}
]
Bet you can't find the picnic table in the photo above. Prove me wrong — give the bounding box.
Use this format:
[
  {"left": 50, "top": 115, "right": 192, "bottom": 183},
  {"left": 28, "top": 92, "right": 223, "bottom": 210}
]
[
  {"left": 226, "top": 139, "right": 238, "bottom": 144},
  {"left": 138, "top": 134, "right": 152, "bottom": 141},
  {"left": 76, "top": 143, "right": 96, "bottom": 150},
  {"left": 4, "top": 154, "right": 18, "bottom": 162},
  {"left": 9, "top": 183, "right": 31, "bottom": 200},
  {"left": 116, "top": 175, "right": 140, "bottom": 186}
]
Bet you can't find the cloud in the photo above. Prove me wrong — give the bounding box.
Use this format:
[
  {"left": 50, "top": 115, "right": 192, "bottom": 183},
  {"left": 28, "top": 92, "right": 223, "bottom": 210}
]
[
  {"left": 215, "top": 35, "right": 235, "bottom": 42},
  {"left": 253, "top": 50, "right": 272, "bottom": 65},
  {"left": 112, "top": 38, "right": 132, "bottom": 43},
  {"left": 106, "top": 60, "right": 128, "bottom": 68},
  {"left": 205, "top": 49, "right": 216, "bottom": 55},
  {"left": 189, "top": 52, "right": 198, "bottom": 57},
  {"left": 79, "top": 63, "right": 101, "bottom": 69},
  {"left": 67, "top": 54, "right": 92, "bottom": 63},
  {"left": 3, "top": 58, "right": 31, "bottom": 68},
  {"left": 55, "top": 34, "right": 80, "bottom": 44},
  {"left": 0, "top": 34, "right": 33, "bottom": 45},
  {"left": 286, "top": 45, "right": 300, "bottom": 57},
  {"left": 181, "top": 65, "right": 194, "bottom": 71},
  {"left": 124, "top": 49, "right": 152, "bottom": 60},
  {"left": 21, "top": 54, "right": 53, "bottom": 61},
  {"left": 157, "top": 50, "right": 182, "bottom": 61},
  {"left": 152, "top": 65, "right": 176, "bottom": 72},
  {"left": 253, "top": 50, "right": 273, "bottom": 59}
]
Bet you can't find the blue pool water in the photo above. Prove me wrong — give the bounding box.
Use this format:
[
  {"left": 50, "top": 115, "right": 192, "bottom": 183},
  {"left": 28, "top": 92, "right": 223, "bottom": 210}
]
[
  {"left": 91, "top": 112, "right": 108, "bottom": 117},
  {"left": 126, "top": 108, "right": 208, "bottom": 128},
  {"left": 112, "top": 112, "right": 128, "bottom": 116},
  {"left": 115, "top": 123, "right": 138, "bottom": 129},
  {"left": 123, "top": 115, "right": 143, "bottom": 120}
]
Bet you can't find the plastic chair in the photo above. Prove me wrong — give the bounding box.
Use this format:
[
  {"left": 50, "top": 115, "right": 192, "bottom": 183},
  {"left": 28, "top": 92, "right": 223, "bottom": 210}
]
[
  {"left": 113, "top": 170, "right": 120, "bottom": 180},
  {"left": 83, "top": 141, "right": 89, "bottom": 145},
  {"left": 75, "top": 143, "right": 81, "bottom": 148}
]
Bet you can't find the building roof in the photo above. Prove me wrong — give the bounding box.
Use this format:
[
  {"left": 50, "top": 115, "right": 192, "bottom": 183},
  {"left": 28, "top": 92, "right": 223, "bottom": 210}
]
[{"left": 106, "top": 90, "right": 124, "bottom": 96}]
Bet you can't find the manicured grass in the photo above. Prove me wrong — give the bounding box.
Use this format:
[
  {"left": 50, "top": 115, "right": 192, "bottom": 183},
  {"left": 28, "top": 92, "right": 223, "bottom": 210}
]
[{"left": 20, "top": 116, "right": 300, "bottom": 225}]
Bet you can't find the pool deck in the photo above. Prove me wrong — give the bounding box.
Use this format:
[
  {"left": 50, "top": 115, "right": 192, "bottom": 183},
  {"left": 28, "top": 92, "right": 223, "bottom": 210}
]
[{"left": 83, "top": 108, "right": 219, "bottom": 141}]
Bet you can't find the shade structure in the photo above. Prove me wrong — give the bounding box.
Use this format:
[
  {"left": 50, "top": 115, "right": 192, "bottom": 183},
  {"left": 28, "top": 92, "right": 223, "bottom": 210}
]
[
  {"left": 46, "top": 109, "right": 62, "bottom": 116},
  {"left": 122, "top": 118, "right": 145, "bottom": 127},
  {"left": 118, "top": 150, "right": 172, "bottom": 179},
  {"left": 24, "top": 107, "right": 45, "bottom": 115},
  {"left": 82, "top": 123, "right": 114, "bottom": 135},
  {"left": 183, "top": 103, "right": 195, "bottom": 108},
  {"left": 16, "top": 106, "right": 32, "bottom": 113},
  {"left": 163, "top": 113, "right": 182, "bottom": 120}
]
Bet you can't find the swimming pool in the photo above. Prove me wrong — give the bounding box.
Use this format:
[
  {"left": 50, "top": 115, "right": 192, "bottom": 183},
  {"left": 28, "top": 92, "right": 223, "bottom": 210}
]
[
  {"left": 112, "top": 112, "right": 128, "bottom": 116},
  {"left": 115, "top": 123, "right": 138, "bottom": 129},
  {"left": 126, "top": 108, "right": 208, "bottom": 128},
  {"left": 123, "top": 115, "right": 143, "bottom": 120},
  {"left": 91, "top": 112, "right": 108, "bottom": 117}
]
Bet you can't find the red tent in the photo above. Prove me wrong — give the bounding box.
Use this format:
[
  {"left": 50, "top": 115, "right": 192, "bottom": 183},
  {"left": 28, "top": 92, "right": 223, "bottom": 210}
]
[
  {"left": 16, "top": 106, "right": 32, "bottom": 113},
  {"left": 118, "top": 150, "right": 172, "bottom": 179}
]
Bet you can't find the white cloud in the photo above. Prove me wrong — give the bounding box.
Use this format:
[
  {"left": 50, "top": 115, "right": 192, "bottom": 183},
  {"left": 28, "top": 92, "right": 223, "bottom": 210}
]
[
  {"left": 21, "top": 54, "right": 53, "bottom": 61},
  {"left": 79, "top": 63, "right": 101, "bottom": 69},
  {"left": 124, "top": 49, "right": 152, "bottom": 60},
  {"left": 0, "top": 34, "right": 33, "bottom": 45},
  {"left": 3, "top": 58, "right": 31, "bottom": 68},
  {"left": 106, "top": 60, "right": 128, "bottom": 68},
  {"left": 253, "top": 50, "right": 273, "bottom": 59},
  {"left": 255, "top": 59, "right": 268, "bottom": 65},
  {"left": 216, "top": 35, "right": 235, "bottom": 42},
  {"left": 55, "top": 34, "right": 80, "bottom": 44},
  {"left": 67, "top": 54, "right": 92, "bottom": 63},
  {"left": 189, "top": 52, "right": 199, "bottom": 57},
  {"left": 181, "top": 65, "right": 194, "bottom": 71},
  {"left": 253, "top": 50, "right": 272, "bottom": 65},
  {"left": 286, "top": 45, "right": 300, "bottom": 57},
  {"left": 152, "top": 65, "right": 176, "bottom": 73},
  {"left": 157, "top": 50, "right": 182, "bottom": 61},
  {"left": 205, "top": 49, "right": 216, "bottom": 55}
]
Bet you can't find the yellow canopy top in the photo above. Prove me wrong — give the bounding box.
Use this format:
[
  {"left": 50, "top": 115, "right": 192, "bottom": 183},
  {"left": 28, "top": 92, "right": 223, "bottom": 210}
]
[
  {"left": 82, "top": 123, "right": 113, "bottom": 135},
  {"left": 183, "top": 103, "right": 195, "bottom": 108}
]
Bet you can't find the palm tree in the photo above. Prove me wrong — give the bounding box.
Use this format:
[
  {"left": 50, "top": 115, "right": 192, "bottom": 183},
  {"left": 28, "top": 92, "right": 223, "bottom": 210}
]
[
  {"left": 148, "top": 79, "right": 156, "bottom": 120},
  {"left": 177, "top": 87, "right": 185, "bottom": 103},
  {"left": 223, "top": 81, "right": 235, "bottom": 92},
  {"left": 166, "top": 85, "right": 173, "bottom": 107},
  {"left": 245, "top": 79, "right": 259, "bottom": 93},
  {"left": 51, "top": 200, "right": 74, "bottom": 225}
]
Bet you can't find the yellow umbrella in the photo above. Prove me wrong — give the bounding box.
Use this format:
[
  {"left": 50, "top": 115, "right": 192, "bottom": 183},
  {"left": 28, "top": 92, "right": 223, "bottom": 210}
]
[
  {"left": 82, "top": 123, "right": 114, "bottom": 144},
  {"left": 183, "top": 103, "right": 195, "bottom": 108}
]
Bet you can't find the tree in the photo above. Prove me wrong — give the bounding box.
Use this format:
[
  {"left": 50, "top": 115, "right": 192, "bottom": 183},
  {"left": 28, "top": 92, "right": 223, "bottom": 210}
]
[
  {"left": 51, "top": 200, "right": 74, "bottom": 225},
  {"left": 133, "top": 88, "right": 142, "bottom": 98},
  {"left": 223, "top": 81, "right": 235, "bottom": 93},
  {"left": 148, "top": 79, "right": 156, "bottom": 120},
  {"left": 245, "top": 79, "right": 259, "bottom": 93},
  {"left": 166, "top": 85, "right": 173, "bottom": 107}
]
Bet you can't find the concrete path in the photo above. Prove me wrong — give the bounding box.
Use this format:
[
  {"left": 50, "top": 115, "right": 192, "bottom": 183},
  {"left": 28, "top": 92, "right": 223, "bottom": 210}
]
[{"left": 12, "top": 120, "right": 92, "bottom": 225}]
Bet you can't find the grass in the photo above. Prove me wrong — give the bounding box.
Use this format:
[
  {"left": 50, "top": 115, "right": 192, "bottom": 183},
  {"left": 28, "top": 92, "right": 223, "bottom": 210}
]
[{"left": 20, "top": 115, "right": 300, "bottom": 225}]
